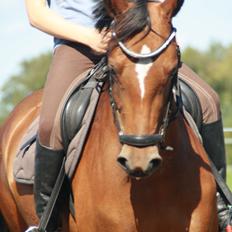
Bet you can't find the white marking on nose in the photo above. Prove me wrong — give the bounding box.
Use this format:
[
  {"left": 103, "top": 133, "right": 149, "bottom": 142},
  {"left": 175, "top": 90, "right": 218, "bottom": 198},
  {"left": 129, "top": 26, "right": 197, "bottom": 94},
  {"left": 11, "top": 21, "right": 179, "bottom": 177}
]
[{"left": 135, "top": 45, "right": 153, "bottom": 99}]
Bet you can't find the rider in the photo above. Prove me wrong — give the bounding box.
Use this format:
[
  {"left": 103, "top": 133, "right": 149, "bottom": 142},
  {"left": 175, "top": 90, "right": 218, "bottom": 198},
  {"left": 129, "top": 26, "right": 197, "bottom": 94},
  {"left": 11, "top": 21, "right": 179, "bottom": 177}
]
[
  {"left": 24, "top": 0, "right": 231, "bottom": 231},
  {"left": 25, "top": 0, "right": 110, "bottom": 230}
]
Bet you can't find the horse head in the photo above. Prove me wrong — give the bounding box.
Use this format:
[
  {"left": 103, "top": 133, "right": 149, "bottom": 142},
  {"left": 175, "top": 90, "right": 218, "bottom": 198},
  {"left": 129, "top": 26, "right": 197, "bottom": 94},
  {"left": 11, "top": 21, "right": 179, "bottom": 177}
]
[{"left": 102, "top": 0, "right": 184, "bottom": 179}]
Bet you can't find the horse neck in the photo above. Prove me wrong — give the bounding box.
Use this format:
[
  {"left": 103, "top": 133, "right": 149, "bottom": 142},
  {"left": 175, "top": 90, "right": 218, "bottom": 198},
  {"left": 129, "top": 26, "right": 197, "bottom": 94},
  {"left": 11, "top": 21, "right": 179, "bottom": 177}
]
[
  {"left": 166, "top": 113, "right": 206, "bottom": 156},
  {"left": 71, "top": 98, "right": 214, "bottom": 231}
]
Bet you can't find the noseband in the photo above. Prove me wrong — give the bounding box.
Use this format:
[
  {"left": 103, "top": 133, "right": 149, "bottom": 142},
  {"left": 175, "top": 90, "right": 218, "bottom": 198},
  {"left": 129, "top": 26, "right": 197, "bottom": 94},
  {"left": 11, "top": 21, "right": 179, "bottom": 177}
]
[{"left": 109, "top": 14, "right": 182, "bottom": 150}]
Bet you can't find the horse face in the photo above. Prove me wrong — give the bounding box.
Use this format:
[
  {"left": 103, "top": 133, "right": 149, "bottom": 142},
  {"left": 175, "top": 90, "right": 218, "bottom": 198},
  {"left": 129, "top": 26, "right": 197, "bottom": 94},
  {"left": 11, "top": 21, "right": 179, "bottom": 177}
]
[{"left": 107, "top": 0, "right": 182, "bottom": 179}]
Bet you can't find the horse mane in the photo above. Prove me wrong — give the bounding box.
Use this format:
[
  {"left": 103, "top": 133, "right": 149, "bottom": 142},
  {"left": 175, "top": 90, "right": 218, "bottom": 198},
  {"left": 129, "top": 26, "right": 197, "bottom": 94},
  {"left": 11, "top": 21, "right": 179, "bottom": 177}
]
[
  {"left": 94, "top": 1, "right": 113, "bottom": 30},
  {"left": 94, "top": 0, "right": 149, "bottom": 42},
  {"left": 94, "top": 0, "right": 185, "bottom": 41}
]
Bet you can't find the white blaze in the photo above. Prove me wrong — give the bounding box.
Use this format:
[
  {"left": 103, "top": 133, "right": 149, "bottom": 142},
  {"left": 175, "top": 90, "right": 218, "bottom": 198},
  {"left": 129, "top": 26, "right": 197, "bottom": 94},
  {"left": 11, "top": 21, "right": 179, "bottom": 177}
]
[{"left": 135, "top": 45, "right": 153, "bottom": 99}]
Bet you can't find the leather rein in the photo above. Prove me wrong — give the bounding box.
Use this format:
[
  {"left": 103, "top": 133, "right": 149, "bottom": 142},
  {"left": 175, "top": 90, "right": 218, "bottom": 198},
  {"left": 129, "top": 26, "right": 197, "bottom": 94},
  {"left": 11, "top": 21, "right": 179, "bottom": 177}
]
[{"left": 109, "top": 17, "right": 182, "bottom": 150}]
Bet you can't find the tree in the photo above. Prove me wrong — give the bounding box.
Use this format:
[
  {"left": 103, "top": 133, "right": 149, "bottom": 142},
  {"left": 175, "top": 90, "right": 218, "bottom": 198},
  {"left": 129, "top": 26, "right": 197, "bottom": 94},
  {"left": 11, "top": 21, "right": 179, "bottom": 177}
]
[
  {"left": 0, "top": 52, "right": 51, "bottom": 123},
  {"left": 182, "top": 43, "right": 232, "bottom": 127}
]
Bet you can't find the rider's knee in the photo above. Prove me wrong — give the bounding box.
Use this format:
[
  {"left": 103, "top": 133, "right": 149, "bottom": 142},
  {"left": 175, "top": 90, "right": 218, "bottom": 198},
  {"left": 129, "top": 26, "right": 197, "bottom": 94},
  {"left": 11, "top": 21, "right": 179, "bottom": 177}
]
[
  {"left": 179, "top": 64, "right": 222, "bottom": 124},
  {"left": 38, "top": 118, "right": 53, "bottom": 147},
  {"left": 201, "top": 87, "right": 221, "bottom": 124}
]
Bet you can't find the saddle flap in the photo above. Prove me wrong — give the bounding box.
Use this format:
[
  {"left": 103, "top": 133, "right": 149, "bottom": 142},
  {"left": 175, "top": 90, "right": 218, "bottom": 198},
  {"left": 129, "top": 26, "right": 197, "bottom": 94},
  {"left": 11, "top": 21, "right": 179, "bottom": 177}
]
[
  {"left": 13, "top": 63, "right": 106, "bottom": 184},
  {"left": 62, "top": 84, "right": 95, "bottom": 147},
  {"left": 179, "top": 78, "right": 202, "bottom": 130}
]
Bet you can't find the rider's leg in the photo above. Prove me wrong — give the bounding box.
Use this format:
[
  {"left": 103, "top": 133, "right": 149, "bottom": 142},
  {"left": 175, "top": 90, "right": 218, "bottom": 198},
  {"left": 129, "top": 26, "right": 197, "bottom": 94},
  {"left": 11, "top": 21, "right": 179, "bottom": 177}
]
[
  {"left": 179, "top": 64, "right": 229, "bottom": 231},
  {"left": 34, "top": 141, "right": 64, "bottom": 231},
  {"left": 35, "top": 43, "right": 100, "bottom": 230},
  {"left": 179, "top": 64, "right": 226, "bottom": 178},
  {"left": 200, "top": 122, "right": 228, "bottom": 230}
]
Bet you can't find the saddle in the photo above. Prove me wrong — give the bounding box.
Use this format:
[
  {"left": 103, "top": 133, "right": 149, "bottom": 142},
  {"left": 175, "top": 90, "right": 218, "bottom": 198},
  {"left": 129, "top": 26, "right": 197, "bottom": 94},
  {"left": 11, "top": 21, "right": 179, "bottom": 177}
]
[
  {"left": 61, "top": 57, "right": 108, "bottom": 151},
  {"left": 13, "top": 60, "right": 202, "bottom": 184},
  {"left": 179, "top": 79, "right": 202, "bottom": 131},
  {"left": 13, "top": 58, "right": 108, "bottom": 184}
]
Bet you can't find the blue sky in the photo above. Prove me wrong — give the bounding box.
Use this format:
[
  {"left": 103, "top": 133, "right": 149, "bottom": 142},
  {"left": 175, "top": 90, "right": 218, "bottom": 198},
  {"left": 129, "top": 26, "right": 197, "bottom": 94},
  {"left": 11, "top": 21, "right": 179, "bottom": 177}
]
[{"left": 0, "top": 0, "right": 232, "bottom": 88}]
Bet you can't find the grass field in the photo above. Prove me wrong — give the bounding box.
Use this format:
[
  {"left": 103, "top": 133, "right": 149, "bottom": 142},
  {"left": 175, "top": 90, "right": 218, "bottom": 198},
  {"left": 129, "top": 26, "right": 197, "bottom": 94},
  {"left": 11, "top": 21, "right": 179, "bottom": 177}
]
[
  {"left": 225, "top": 138, "right": 232, "bottom": 190},
  {"left": 227, "top": 165, "right": 232, "bottom": 190}
]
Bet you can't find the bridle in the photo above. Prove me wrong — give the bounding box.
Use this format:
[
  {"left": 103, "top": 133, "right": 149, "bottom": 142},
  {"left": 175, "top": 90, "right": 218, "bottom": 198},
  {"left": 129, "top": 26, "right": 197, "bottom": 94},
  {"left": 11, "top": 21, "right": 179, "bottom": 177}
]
[
  {"left": 112, "top": 27, "right": 177, "bottom": 59},
  {"left": 108, "top": 10, "right": 183, "bottom": 150}
]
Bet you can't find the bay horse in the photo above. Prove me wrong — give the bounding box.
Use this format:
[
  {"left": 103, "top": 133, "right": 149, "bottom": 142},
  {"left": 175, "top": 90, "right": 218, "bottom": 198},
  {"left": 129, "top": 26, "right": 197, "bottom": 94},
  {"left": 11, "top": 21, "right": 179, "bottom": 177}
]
[{"left": 0, "top": 0, "right": 218, "bottom": 231}]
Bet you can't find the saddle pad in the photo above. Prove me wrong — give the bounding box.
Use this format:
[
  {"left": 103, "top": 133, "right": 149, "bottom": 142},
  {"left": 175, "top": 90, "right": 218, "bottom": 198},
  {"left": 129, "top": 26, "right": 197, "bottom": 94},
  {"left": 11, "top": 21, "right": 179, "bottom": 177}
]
[
  {"left": 13, "top": 70, "right": 103, "bottom": 184},
  {"left": 13, "top": 117, "right": 38, "bottom": 184}
]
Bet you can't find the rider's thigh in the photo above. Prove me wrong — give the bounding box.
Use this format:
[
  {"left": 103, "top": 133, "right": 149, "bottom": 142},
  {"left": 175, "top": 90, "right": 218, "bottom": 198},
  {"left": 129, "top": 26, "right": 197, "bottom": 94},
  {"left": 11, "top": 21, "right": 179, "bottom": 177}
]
[{"left": 178, "top": 63, "right": 221, "bottom": 124}]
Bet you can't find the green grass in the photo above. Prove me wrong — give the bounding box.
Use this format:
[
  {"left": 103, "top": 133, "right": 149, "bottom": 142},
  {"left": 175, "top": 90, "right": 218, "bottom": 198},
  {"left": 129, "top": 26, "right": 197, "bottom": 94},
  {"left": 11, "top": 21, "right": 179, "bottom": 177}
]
[
  {"left": 225, "top": 140, "right": 232, "bottom": 190},
  {"left": 227, "top": 165, "right": 232, "bottom": 190}
]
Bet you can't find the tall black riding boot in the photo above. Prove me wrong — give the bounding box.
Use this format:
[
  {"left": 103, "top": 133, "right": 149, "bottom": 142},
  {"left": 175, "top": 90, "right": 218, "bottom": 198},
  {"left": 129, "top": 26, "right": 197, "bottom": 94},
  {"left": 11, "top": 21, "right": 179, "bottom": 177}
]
[
  {"left": 201, "top": 119, "right": 231, "bottom": 231},
  {"left": 34, "top": 140, "right": 64, "bottom": 231}
]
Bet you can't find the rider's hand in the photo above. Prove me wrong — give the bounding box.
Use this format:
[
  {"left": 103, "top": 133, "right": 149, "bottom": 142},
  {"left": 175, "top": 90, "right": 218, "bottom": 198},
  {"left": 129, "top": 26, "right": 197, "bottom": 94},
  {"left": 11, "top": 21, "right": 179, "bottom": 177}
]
[{"left": 81, "top": 28, "right": 111, "bottom": 55}]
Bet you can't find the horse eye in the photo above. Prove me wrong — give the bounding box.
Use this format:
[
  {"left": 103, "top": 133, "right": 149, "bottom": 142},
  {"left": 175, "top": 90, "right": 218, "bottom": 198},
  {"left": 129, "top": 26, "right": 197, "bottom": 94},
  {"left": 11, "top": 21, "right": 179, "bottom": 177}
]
[
  {"left": 109, "top": 67, "right": 117, "bottom": 77},
  {"left": 112, "top": 69, "right": 117, "bottom": 77},
  {"left": 168, "top": 66, "right": 178, "bottom": 78},
  {"left": 109, "top": 67, "right": 119, "bottom": 83}
]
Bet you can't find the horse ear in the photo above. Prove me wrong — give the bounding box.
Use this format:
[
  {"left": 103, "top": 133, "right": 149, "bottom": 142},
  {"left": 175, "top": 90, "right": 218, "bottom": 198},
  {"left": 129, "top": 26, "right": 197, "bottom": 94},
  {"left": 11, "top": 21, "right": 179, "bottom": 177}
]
[
  {"left": 160, "top": 0, "right": 184, "bottom": 17},
  {"left": 103, "top": 0, "right": 129, "bottom": 17}
]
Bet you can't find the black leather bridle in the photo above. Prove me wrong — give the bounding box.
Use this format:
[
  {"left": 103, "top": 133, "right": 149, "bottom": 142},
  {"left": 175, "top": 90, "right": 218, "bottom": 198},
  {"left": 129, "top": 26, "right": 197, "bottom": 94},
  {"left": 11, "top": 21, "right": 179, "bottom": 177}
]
[
  {"left": 109, "top": 19, "right": 182, "bottom": 150},
  {"left": 108, "top": 59, "right": 182, "bottom": 150}
]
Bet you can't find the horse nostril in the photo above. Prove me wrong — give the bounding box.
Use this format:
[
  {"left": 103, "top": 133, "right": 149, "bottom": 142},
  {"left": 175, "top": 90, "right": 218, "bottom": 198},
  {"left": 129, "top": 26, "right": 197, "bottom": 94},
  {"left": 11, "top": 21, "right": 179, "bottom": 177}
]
[
  {"left": 117, "top": 157, "right": 129, "bottom": 170},
  {"left": 148, "top": 158, "right": 162, "bottom": 171}
]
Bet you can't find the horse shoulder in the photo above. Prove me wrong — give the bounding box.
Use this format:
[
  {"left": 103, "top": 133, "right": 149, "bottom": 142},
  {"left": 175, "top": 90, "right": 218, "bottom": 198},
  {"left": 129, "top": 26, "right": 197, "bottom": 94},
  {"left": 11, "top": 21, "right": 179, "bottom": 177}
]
[
  {"left": 184, "top": 119, "right": 217, "bottom": 231},
  {"left": 0, "top": 90, "right": 43, "bottom": 231}
]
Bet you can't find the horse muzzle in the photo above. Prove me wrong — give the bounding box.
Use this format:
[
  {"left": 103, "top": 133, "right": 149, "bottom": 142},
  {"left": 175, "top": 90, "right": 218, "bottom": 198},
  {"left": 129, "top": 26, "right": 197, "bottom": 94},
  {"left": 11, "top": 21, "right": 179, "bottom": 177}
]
[{"left": 117, "top": 145, "right": 163, "bottom": 179}]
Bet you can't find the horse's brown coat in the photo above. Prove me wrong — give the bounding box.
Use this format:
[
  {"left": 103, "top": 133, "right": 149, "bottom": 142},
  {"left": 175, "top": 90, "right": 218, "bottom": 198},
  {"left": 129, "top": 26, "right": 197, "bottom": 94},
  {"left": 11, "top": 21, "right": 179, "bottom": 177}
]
[{"left": 0, "top": 0, "right": 218, "bottom": 231}]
